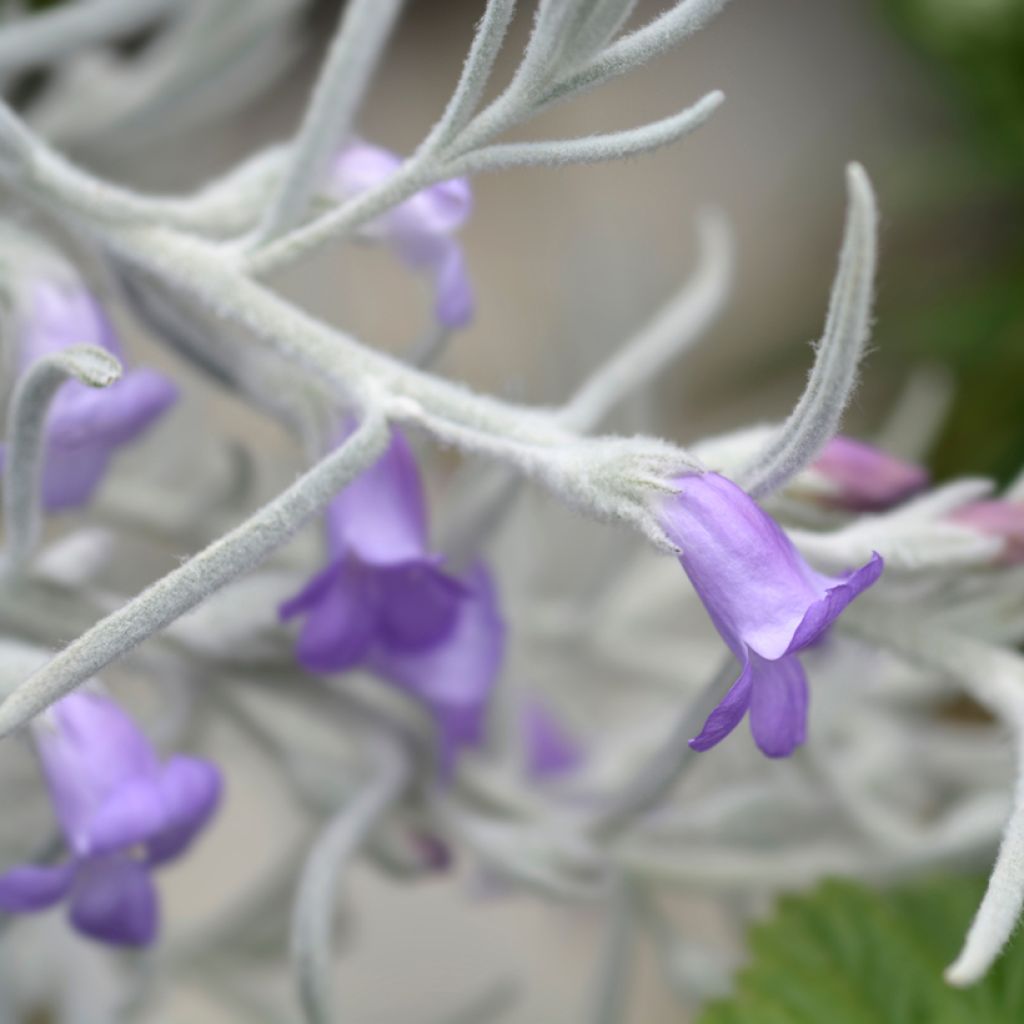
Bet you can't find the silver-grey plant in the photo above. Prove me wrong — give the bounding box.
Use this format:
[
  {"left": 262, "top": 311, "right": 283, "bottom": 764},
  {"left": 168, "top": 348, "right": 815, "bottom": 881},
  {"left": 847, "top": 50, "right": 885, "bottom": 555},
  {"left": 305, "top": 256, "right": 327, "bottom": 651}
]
[{"left": 0, "top": 1, "right": 1020, "bottom": 1022}]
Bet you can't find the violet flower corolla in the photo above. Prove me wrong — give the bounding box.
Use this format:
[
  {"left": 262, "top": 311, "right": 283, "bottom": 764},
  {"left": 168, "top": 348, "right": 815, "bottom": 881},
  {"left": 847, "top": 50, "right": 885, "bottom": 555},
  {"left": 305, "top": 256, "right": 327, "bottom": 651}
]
[
  {"left": 0, "top": 691, "right": 221, "bottom": 946},
  {"left": 950, "top": 499, "right": 1024, "bottom": 564},
  {"left": 0, "top": 277, "right": 177, "bottom": 510},
  {"left": 659, "top": 472, "right": 883, "bottom": 757},
  {"left": 281, "top": 427, "right": 504, "bottom": 771},
  {"left": 330, "top": 141, "right": 474, "bottom": 329},
  {"left": 811, "top": 436, "right": 928, "bottom": 512}
]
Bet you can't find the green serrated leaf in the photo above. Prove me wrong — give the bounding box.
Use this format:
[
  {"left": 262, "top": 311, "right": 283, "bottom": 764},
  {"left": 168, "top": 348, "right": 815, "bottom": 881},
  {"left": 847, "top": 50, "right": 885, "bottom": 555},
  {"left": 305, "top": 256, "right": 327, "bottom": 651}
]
[{"left": 697, "top": 877, "right": 1024, "bottom": 1024}]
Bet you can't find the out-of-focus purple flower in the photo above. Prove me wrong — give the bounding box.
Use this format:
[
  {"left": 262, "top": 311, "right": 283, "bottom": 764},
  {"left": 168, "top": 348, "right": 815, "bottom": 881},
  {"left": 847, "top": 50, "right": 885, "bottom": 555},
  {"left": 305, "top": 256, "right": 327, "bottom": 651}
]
[
  {"left": 659, "top": 472, "right": 883, "bottom": 758},
  {"left": 0, "top": 692, "right": 221, "bottom": 947},
  {"left": 281, "top": 427, "right": 504, "bottom": 772},
  {"left": 811, "top": 436, "right": 928, "bottom": 512},
  {"left": 368, "top": 563, "right": 505, "bottom": 774},
  {"left": 950, "top": 500, "right": 1024, "bottom": 564},
  {"left": 330, "top": 141, "right": 475, "bottom": 329},
  {"left": 522, "top": 701, "right": 582, "bottom": 779},
  {"left": 281, "top": 427, "right": 467, "bottom": 671},
  {"left": 0, "top": 280, "right": 177, "bottom": 511}
]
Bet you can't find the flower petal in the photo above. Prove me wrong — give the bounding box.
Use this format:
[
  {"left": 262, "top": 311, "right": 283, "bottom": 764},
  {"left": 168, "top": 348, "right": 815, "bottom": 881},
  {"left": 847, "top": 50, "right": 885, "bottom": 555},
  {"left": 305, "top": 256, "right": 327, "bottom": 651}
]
[
  {"left": 18, "top": 281, "right": 120, "bottom": 368},
  {"left": 0, "top": 862, "right": 74, "bottom": 912},
  {"left": 330, "top": 142, "right": 473, "bottom": 329},
  {"left": 331, "top": 142, "right": 471, "bottom": 237},
  {"left": 68, "top": 856, "right": 158, "bottom": 947},
  {"left": 523, "top": 701, "right": 582, "bottom": 779},
  {"left": 812, "top": 436, "right": 928, "bottom": 511},
  {"left": 79, "top": 776, "right": 167, "bottom": 858},
  {"left": 787, "top": 552, "right": 884, "bottom": 653},
  {"left": 39, "top": 443, "right": 112, "bottom": 511},
  {"left": 46, "top": 369, "right": 178, "bottom": 450},
  {"left": 288, "top": 559, "right": 377, "bottom": 672},
  {"left": 279, "top": 558, "right": 343, "bottom": 621},
  {"left": 38, "top": 692, "right": 160, "bottom": 848},
  {"left": 688, "top": 658, "right": 754, "bottom": 752},
  {"left": 747, "top": 653, "right": 809, "bottom": 758},
  {"left": 662, "top": 472, "right": 881, "bottom": 661},
  {"left": 376, "top": 560, "right": 466, "bottom": 652},
  {"left": 79, "top": 755, "right": 221, "bottom": 863},
  {"left": 372, "top": 564, "right": 504, "bottom": 704},
  {"left": 369, "top": 564, "right": 504, "bottom": 769},
  {"left": 394, "top": 175, "right": 472, "bottom": 237},
  {"left": 433, "top": 702, "right": 489, "bottom": 777},
  {"left": 951, "top": 500, "right": 1024, "bottom": 564},
  {"left": 327, "top": 428, "right": 430, "bottom": 565},
  {"left": 432, "top": 241, "right": 474, "bottom": 329},
  {"left": 146, "top": 755, "right": 222, "bottom": 867},
  {"left": 330, "top": 142, "right": 401, "bottom": 214}
]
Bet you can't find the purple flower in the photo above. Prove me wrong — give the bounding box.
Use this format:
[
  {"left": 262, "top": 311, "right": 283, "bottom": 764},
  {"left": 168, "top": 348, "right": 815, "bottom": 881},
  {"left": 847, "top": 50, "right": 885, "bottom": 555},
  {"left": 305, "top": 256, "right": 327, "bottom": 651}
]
[
  {"left": 0, "top": 280, "right": 178, "bottom": 511},
  {"left": 330, "top": 141, "right": 474, "bottom": 329},
  {"left": 522, "top": 701, "right": 583, "bottom": 779},
  {"left": 0, "top": 692, "right": 221, "bottom": 947},
  {"left": 811, "top": 436, "right": 928, "bottom": 512},
  {"left": 281, "top": 427, "right": 504, "bottom": 771},
  {"left": 367, "top": 563, "right": 504, "bottom": 773},
  {"left": 280, "top": 427, "right": 468, "bottom": 670},
  {"left": 950, "top": 500, "right": 1024, "bottom": 564},
  {"left": 659, "top": 472, "right": 883, "bottom": 757}
]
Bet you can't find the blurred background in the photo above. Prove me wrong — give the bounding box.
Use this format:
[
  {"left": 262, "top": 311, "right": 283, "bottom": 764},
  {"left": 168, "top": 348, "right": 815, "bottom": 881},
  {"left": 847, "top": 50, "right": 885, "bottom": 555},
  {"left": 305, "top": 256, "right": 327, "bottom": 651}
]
[{"left": 6, "top": 0, "right": 1024, "bottom": 1020}]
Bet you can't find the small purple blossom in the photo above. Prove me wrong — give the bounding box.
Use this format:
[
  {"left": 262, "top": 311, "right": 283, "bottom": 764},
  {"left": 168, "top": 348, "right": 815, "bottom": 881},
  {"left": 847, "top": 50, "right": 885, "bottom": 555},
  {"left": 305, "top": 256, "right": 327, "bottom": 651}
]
[
  {"left": 280, "top": 427, "right": 467, "bottom": 670},
  {"left": 281, "top": 427, "right": 504, "bottom": 771},
  {"left": 950, "top": 500, "right": 1024, "bottom": 564},
  {"left": 0, "top": 691, "right": 221, "bottom": 947},
  {"left": 367, "top": 563, "right": 504, "bottom": 773},
  {"left": 522, "top": 701, "right": 583, "bottom": 779},
  {"left": 660, "top": 472, "right": 883, "bottom": 757},
  {"left": 811, "top": 436, "right": 928, "bottom": 511},
  {"left": 330, "top": 141, "right": 475, "bottom": 329},
  {"left": 0, "top": 280, "right": 177, "bottom": 511}
]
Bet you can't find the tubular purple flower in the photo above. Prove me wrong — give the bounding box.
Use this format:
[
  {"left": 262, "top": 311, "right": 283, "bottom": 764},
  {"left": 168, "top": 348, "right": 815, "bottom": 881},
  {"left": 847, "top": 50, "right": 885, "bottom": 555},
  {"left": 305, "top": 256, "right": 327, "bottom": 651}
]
[
  {"left": 0, "top": 279, "right": 178, "bottom": 510},
  {"left": 281, "top": 426, "right": 468, "bottom": 670},
  {"left": 810, "top": 436, "right": 928, "bottom": 512},
  {"left": 949, "top": 500, "right": 1024, "bottom": 564},
  {"left": 281, "top": 427, "right": 504, "bottom": 771},
  {"left": 0, "top": 691, "right": 221, "bottom": 947},
  {"left": 368, "top": 563, "right": 505, "bottom": 774},
  {"left": 330, "top": 141, "right": 475, "bottom": 329},
  {"left": 659, "top": 472, "right": 883, "bottom": 757}
]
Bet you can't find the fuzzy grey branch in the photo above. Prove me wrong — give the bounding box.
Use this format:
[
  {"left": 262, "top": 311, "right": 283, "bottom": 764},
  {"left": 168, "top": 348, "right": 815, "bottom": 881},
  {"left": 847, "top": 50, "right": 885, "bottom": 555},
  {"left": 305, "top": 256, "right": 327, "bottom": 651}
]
[
  {"left": 255, "top": 0, "right": 406, "bottom": 243},
  {"left": 544, "top": 0, "right": 731, "bottom": 106},
  {"left": 449, "top": 90, "right": 723, "bottom": 175},
  {"left": 587, "top": 658, "right": 735, "bottom": 839},
  {"left": 737, "top": 163, "right": 878, "bottom": 498},
  {"left": 247, "top": 85, "right": 722, "bottom": 276},
  {"left": 417, "top": 0, "right": 518, "bottom": 157},
  {"left": 1, "top": 345, "right": 122, "bottom": 577},
  {"left": 0, "top": 0, "right": 187, "bottom": 76},
  {"left": 947, "top": 746, "right": 1024, "bottom": 988},
  {"left": 587, "top": 879, "right": 636, "bottom": 1024},
  {"left": 561, "top": 1, "right": 641, "bottom": 69},
  {"left": 291, "top": 741, "right": 408, "bottom": 1024},
  {"left": 240, "top": 0, "right": 728, "bottom": 277}
]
